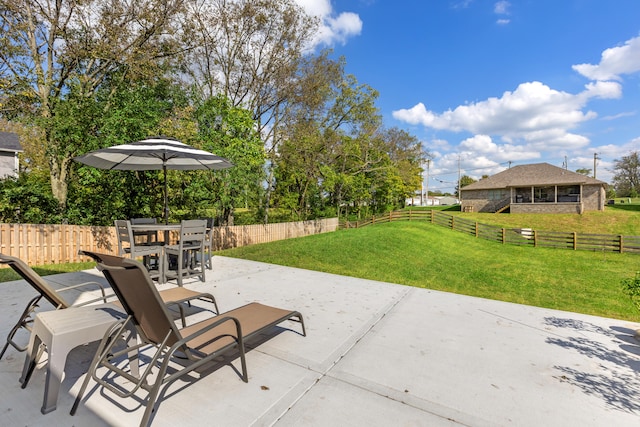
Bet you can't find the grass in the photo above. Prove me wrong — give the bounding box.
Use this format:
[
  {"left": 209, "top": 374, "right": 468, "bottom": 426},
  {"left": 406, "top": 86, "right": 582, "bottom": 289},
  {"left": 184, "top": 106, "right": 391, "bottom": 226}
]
[
  {"left": 0, "top": 261, "right": 95, "bottom": 283},
  {"left": 453, "top": 205, "right": 640, "bottom": 235},
  {"left": 220, "top": 221, "right": 640, "bottom": 322},
  {"left": 409, "top": 202, "right": 640, "bottom": 235}
]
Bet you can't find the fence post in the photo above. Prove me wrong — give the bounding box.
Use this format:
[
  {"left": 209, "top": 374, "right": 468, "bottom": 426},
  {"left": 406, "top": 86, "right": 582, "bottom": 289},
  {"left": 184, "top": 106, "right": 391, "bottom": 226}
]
[
  {"left": 534, "top": 230, "right": 538, "bottom": 247},
  {"left": 620, "top": 235, "right": 624, "bottom": 253},
  {"left": 502, "top": 228, "right": 506, "bottom": 244},
  {"left": 475, "top": 222, "right": 479, "bottom": 238},
  {"left": 392, "top": 211, "right": 395, "bottom": 222},
  {"left": 451, "top": 216, "right": 455, "bottom": 230},
  {"left": 573, "top": 232, "right": 577, "bottom": 250}
]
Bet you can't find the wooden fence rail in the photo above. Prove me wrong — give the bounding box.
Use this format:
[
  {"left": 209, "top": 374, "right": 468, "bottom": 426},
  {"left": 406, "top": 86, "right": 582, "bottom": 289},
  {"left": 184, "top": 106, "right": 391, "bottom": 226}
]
[
  {"left": 0, "top": 218, "right": 339, "bottom": 267},
  {"left": 341, "top": 210, "right": 640, "bottom": 254}
]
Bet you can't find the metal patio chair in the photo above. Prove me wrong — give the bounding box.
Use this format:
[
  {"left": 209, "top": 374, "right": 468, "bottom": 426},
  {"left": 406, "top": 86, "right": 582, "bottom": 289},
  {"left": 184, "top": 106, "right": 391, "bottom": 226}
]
[{"left": 70, "top": 252, "right": 305, "bottom": 427}]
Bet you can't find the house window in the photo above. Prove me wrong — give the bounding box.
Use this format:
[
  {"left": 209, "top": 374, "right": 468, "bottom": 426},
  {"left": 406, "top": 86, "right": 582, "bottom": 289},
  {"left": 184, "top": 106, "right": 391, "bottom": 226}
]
[
  {"left": 488, "top": 189, "right": 507, "bottom": 200},
  {"left": 533, "top": 186, "right": 554, "bottom": 203},
  {"left": 514, "top": 187, "right": 531, "bottom": 203},
  {"left": 557, "top": 185, "right": 580, "bottom": 202}
]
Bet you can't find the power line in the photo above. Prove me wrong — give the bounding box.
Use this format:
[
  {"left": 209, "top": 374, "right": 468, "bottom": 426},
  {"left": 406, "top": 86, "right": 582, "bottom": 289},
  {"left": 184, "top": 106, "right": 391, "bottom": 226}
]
[{"left": 429, "top": 160, "right": 513, "bottom": 178}]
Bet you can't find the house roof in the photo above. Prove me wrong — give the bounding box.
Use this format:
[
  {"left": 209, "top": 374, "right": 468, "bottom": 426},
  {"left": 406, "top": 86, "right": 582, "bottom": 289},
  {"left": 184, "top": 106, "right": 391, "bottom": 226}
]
[
  {"left": 0, "top": 132, "right": 22, "bottom": 153},
  {"left": 461, "top": 163, "right": 606, "bottom": 191}
]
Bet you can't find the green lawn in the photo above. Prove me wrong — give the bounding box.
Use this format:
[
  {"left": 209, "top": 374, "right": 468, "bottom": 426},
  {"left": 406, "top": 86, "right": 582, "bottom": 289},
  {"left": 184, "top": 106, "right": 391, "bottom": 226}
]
[
  {"left": 0, "top": 261, "right": 96, "bottom": 283},
  {"left": 412, "top": 202, "right": 640, "bottom": 235},
  {"left": 220, "top": 221, "right": 640, "bottom": 322}
]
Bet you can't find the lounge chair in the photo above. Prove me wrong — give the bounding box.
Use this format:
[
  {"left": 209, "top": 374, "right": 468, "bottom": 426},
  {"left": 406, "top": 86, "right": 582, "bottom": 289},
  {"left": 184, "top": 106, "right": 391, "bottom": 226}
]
[
  {"left": 80, "top": 250, "right": 220, "bottom": 327},
  {"left": 0, "top": 253, "right": 110, "bottom": 360},
  {"left": 70, "top": 252, "right": 305, "bottom": 427}
]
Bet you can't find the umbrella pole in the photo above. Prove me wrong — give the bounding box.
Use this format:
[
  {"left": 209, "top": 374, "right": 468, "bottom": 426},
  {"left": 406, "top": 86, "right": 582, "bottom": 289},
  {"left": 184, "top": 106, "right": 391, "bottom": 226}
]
[{"left": 164, "top": 166, "right": 169, "bottom": 224}]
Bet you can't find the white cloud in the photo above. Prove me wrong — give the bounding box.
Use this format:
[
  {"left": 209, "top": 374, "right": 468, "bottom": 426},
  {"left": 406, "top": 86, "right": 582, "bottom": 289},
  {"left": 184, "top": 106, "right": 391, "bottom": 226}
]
[
  {"left": 296, "top": 0, "right": 362, "bottom": 47},
  {"left": 494, "top": 1, "right": 510, "bottom": 24},
  {"left": 572, "top": 35, "right": 640, "bottom": 81},
  {"left": 392, "top": 81, "right": 620, "bottom": 149},
  {"left": 494, "top": 1, "right": 510, "bottom": 15},
  {"left": 601, "top": 111, "right": 636, "bottom": 121}
]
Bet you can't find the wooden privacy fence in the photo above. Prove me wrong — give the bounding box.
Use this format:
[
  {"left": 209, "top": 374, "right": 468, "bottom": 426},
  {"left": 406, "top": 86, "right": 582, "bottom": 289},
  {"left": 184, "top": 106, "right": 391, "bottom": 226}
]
[
  {"left": 341, "top": 210, "right": 640, "bottom": 254},
  {"left": 0, "top": 218, "right": 339, "bottom": 267}
]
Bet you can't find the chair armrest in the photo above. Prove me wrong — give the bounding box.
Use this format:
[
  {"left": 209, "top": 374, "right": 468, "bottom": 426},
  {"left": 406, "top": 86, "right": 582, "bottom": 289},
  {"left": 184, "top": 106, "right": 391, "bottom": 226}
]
[
  {"left": 171, "top": 315, "right": 245, "bottom": 358},
  {"left": 55, "top": 280, "right": 110, "bottom": 304},
  {"left": 73, "top": 292, "right": 119, "bottom": 307},
  {"left": 179, "top": 315, "right": 243, "bottom": 344}
]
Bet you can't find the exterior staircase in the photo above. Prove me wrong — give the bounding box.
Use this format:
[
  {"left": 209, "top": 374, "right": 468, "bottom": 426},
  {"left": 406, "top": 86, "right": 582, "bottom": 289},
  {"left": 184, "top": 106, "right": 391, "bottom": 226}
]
[{"left": 493, "top": 198, "right": 511, "bottom": 213}]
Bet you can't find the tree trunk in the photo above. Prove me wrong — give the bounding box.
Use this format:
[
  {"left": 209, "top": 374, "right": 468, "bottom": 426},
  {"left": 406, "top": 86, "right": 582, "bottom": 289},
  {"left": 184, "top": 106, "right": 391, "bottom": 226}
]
[{"left": 49, "top": 156, "right": 69, "bottom": 210}]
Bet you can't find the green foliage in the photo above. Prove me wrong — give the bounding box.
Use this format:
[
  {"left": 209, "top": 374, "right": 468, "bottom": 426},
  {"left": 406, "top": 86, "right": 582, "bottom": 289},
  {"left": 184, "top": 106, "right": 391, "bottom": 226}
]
[
  {"left": 455, "top": 175, "right": 477, "bottom": 196},
  {"left": 613, "top": 151, "right": 640, "bottom": 197},
  {"left": 272, "top": 53, "right": 427, "bottom": 220},
  {"left": 0, "top": 174, "right": 62, "bottom": 223},
  {"left": 0, "top": 4, "right": 427, "bottom": 226},
  {"left": 621, "top": 272, "right": 640, "bottom": 313},
  {"left": 194, "top": 94, "right": 266, "bottom": 224}
]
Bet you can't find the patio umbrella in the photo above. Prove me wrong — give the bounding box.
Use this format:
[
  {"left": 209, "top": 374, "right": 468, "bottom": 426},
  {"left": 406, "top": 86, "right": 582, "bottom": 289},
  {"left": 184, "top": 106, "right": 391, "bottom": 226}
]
[{"left": 74, "top": 136, "right": 233, "bottom": 223}]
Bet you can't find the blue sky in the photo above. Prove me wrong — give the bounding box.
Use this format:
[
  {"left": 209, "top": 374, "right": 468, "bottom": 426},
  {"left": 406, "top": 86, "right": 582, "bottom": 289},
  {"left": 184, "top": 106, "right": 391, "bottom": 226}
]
[{"left": 297, "top": 0, "right": 640, "bottom": 193}]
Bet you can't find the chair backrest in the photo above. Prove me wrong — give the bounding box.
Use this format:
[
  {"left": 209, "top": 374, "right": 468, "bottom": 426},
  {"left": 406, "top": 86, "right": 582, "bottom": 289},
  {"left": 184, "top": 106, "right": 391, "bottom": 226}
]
[
  {"left": 131, "top": 218, "right": 156, "bottom": 225},
  {"left": 203, "top": 217, "right": 214, "bottom": 241},
  {"left": 0, "top": 253, "right": 70, "bottom": 309},
  {"left": 178, "top": 219, "right": 207, "bottom": 249},
  {"left": 114, "top": 220, "right": 134, "bottom": 256},
  {"left": 130, "top": 218, "right": 158, "bottom": 243},
  {"left": 81, "top": 250, "right": 182, "bottom": 346}
]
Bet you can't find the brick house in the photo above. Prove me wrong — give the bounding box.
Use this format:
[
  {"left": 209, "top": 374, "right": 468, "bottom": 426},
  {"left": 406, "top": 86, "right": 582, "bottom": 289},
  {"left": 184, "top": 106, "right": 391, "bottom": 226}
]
[
  {"left": 0, "top": 132, "right": 22, "bottom": 179},
  {"left": 460, "top": 163, "right": 607, "bottom": 214}
]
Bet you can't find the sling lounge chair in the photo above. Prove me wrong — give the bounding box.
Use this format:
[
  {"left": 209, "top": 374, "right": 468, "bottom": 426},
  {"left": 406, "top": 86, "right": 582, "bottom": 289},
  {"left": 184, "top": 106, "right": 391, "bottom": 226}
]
[
  {"left": 80, "top": 250, "right": 220, "bottom": 327},
  {"left": 0, "top": 253, "right": 110, "bottom": 360},
  {"left": 70, "top": 252, "right": 305, "bottom": 427}
]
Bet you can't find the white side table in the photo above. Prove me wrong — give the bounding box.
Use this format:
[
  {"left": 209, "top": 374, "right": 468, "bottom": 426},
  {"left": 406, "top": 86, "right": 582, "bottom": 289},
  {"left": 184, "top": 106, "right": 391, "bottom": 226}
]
[{"left": 19, "top": 304, "right": 137, "bottom": 414}]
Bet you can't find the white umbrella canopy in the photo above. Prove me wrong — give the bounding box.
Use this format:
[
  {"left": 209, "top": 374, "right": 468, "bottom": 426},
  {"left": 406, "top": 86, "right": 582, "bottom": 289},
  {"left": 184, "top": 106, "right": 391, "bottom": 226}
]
[{"left": 74, "top": 136, "right": 233, "bottom": 222}]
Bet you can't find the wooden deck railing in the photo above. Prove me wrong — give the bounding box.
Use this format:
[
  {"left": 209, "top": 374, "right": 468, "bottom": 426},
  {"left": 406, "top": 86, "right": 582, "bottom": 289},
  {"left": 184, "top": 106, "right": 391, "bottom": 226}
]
[
  {"left": 341, "top": 210, "right": 640, "bottom": 254},
  {"left": 0, "top": 218, "right": 339, "bottom": 267}
]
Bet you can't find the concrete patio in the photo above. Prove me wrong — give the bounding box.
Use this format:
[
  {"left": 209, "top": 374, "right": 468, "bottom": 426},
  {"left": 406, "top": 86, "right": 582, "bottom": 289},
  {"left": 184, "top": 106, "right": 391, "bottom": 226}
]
[{"left": 1, "top": 255, "right": 639, "bottom": 426}]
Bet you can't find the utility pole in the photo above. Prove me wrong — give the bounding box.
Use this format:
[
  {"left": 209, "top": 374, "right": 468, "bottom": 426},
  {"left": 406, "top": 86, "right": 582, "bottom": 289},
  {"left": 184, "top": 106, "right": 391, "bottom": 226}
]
[
  {"left": 457, "top": 155, "right": 461, "bottom": 201},
  {"left": 425, "top": 159, "right": 430, "bottom": 206}
]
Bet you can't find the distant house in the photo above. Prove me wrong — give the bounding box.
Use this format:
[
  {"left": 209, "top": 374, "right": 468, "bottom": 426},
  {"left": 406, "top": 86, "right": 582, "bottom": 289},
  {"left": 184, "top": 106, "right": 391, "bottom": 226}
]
[
  {"left": 435, "top": 196, "right": 458, "bottom": 206},
  {"left": 0, "top": 132, "right": 22, "bottom": 179},
  {"left": 460, "top": 163, "right": 607, "bottom": 214},
  {"left": 406, "top": 194, "right": 441, "bottom": 206}
]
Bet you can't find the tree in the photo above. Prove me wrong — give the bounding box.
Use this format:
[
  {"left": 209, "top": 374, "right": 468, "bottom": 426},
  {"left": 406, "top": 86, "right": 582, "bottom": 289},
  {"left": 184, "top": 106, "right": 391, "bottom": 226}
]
[
  {"left": 273, "top": 53, "right": 426, "bottom": 219},
  {"left": 187, "top": 0, "right": 316, "bottom": 137},
  {"left": 0, "top": 0, "right": 187, "bottom": 208},
  {"left": 612, "top": 151, "right": 640, "bottom": 197},
  {"left": 455, "top": 175, "right": 476, "bottom": 197},
  {"left": 67, "top": 79, "right": 182, "bottom": 225},
  {"left": 193, "top": 95, "right": 266, "bottom": 225},
  {"left": 576, "top": 168, "right": 592, "bottom": 176},
  {"left": 186, "top": 0, "right": 317, "bottom": 221}
]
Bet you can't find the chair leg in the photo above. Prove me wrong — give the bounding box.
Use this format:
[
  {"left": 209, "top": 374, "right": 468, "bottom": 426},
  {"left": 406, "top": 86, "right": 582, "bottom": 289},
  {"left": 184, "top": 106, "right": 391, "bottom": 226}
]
[
  {"left": 20, "top": 335, "right": 43, "bottom": 388},
  {"left": 140, "top": 356, "right": 172, "bottom": 427},
  {"left": 1, "top": 295, "right": 41, "bottom": 360},
  {"left": 71, "top": 319, "right": 131, "bottom": 417}
]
